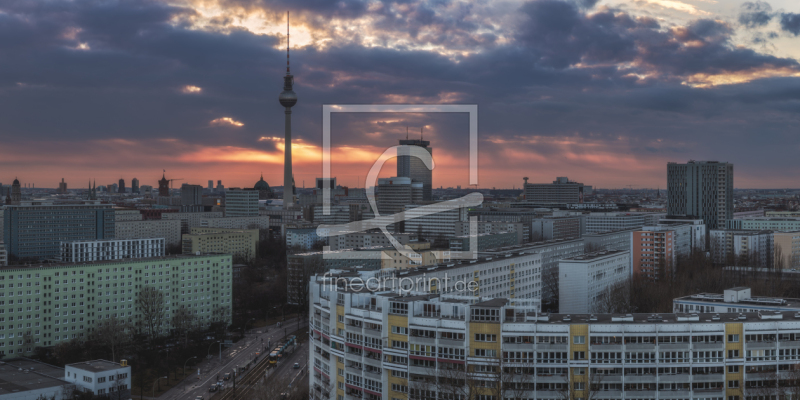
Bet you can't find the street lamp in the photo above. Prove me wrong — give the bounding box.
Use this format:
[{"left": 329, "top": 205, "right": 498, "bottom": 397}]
[
  {"left": 152, "top": 376, "right": 167, "bottom": 398},
  {"left": 183, "top": 356, "right": 198, "bottom": 391}
]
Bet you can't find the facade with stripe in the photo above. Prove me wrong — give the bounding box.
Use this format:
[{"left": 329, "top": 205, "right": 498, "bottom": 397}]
[{"left": 310, "top": 275, "right": 800, "bottom": 400}]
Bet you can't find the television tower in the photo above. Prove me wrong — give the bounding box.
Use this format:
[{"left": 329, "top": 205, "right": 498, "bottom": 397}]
[{"left": 279, "top": 11, "right": 298, "bottom": 210}]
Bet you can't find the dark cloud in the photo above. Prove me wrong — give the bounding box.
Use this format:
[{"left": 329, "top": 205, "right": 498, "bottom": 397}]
[
  {"left": 781, "top": 13, "right": 800, "bottom": 35},
  {"left": 739, "top": 1, "right": 773, "bottom": 28}
]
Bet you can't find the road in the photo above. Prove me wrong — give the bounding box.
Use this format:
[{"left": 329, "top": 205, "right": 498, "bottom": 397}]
[
  {"left": 160, "top": 317, "right": 304, "bottom": 400},
  {"left": 217, "top": 340, "right": 309, "bottom": 400}
]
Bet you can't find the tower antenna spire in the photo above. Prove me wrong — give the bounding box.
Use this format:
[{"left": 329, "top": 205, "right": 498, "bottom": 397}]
[{"left": 286, "top": 11, "right": 290, "bottom": 75}]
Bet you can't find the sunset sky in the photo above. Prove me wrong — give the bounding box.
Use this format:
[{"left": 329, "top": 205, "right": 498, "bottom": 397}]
[{"left": 1, "top": 0, "right": 800, "bottom": 190}]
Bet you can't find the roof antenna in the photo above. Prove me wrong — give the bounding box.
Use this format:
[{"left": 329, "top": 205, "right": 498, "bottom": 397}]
[{"left": 286, "top": 11, "right": 290, "bottom": 75}]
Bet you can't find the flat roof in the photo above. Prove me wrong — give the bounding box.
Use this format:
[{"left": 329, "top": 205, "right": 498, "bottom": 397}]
[
  {"left": 0, "top": 358, "right": 67, "bottom": 394},
  {"left": 1, "top": 253, "right": 229, "bottom": 271},
  {"left": 530, "top": 311, "right": 796, "bottom": 325},
  {"left": 66, "top": 360, "right": 126, "bottom": 373},
  {"left": 562, "top": 250, "right": 629, "bottom": 261}
]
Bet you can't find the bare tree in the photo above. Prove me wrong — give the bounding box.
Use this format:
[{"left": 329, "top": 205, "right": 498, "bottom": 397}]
[
  {"left": 91, "top": 315, "right": 132, "bottom": 362},
  {"left": 542, "top": 268, "right": 560, "bottom": 311},
  {"left": 592, "top": 279, "right": 633, "bottom": 314},
  {"left": 135, "top": 286, "right": 165, "bottom": 339},
  {"left": 170, "top": 306, "right": 196, "bottom": 345}
]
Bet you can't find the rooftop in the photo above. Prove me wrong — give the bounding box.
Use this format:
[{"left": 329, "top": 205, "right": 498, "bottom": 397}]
[
  {"left": 66, "top": 360, "right": 128, "bottom": 374},
  {"left": 1, "top": 253, "right": 229, "bottom": 271},
  {"left": 0, "top": 358, "right": 67, "bottom": 395},
  {"left": 562, "top": 249, "right": 629, "bottom": 262}
]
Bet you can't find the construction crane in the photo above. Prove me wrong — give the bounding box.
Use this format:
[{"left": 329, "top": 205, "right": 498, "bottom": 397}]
[{"left": 168, "top": 178, "right": 184, "bottom": 190}]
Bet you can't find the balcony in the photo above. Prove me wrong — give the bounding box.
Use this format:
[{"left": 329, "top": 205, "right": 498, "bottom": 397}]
[
  {"left": 502, "top": 342, "right": 535, "bottom": 351},
  {"left": 622, "top": 374, "right": 657, "bottom": 384},
  {"left": 659, "top": 343, "right": 690, "bottom": 350},
  {"left": 691, "top": 373, "right": 724, "bottom": 383},
  {"left": 536, "top": 343, "right": 568, "bottom": 351},
  {"left": 746, "top": 341, "right": 778, "bottom": 350},
  {"left": 625, "top": 343, "right": 656, "bottom": 351},
  {"left": 692, "top": 342, "right": 724, "bottom": 350}
]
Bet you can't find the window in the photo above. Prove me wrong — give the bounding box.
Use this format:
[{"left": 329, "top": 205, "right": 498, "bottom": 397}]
[
  {"left": 574, "top": 351, "right": 586, "bottom": 360},
  {"left": 574, "top": 336, "right": 585, "bottom": 344},
  {"left": 475, "top": 334, "right": 496, "bottom": 342},
  {"left": 574, "top": 367, "right": 586, "bottom": 375},
  {"left": 728, "top": 350, "right": 740, "bottom": 358},
  {"left": 391, "top": 326, "right": 408, "bottom": 335},
  {"left": 574, "top": 382, "right": 585, "bottom": 390},
  {"left": 474, "top": 349, "right": 497, "bottom": 357},
  {"left": 728, "top": 365, "right": 739, "bottom": 373},
  {"left": 728, "top": 380, "right": 740, "bottom": 388},
  {"left": 728, "top": 334, "right": 740, "bottom": 343}
]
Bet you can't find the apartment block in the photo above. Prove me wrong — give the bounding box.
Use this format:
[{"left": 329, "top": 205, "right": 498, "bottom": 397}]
[
  {"left": 199, "top": 215, "right": 269, "bottom": 230},
  {"left": 558, "top": 250, "right": 631, "bottom": 314},
  {"left": 583, "top": 228, "right": 635, "bottom": 252},
  {"left": 0, "top": 254, "right": 232, "bottom": 356},
  {"left": 523, "top": 176, "right": 586, "bottom": 204},
  {"left": 631, "top": 228, "right": 675, "bottom": 281},
  {"left": 454, "top": 221, "right": 525, "bottom": 244},
  {"left": 287, "top": 228, "right": 323, "bottom": 250},
  {"left": 448, "top": 232, "right": 518, "bottom": 253},
  {"left": 403, "top": 203, "right": 468, "bottom": 238},
  {"left": 709, "top": 230, "right": 774, "bottom": 268},
  {"left": 728, "top": 217, "right": 800, "bottom": 232},
  {"left": 530, "top": 216, "right": 582, "bottom": 241},
  {"left": 773, "top": 231, "right": 800, "bottom": 269},
  {"left": 326, "top": 232, "right": 416, "bottom": 251},
  {"left": 585, "top": 212, "right": 664, "bottom": 234},
  {"left": 667, "top": 161, "right": 734, "bottom": 230},
  {"left": 115, "top": 219, "right": 181, "bottom": 246},
  {"left": 310, "top": 276, "right": 798, "bottom": 400},
  {"left": 114, "top": 209, "right": 143, "bottom": 222},
  {"left": 225, "top": 188, "right": 260, "bottom": 217},
  {"left": 162, "top": 211, "right": 224, "bottom": 234},
  {"left": 59, "top": 238, "right": 165, "bottom": 262},
  {"left": 3, "top": 203, "right": 116, "bottom": 260},
  {"left": 181, "top": 228, "right": 258, "bottom": 259}
]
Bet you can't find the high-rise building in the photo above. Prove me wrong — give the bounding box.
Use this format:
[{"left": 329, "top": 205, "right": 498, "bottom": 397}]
[
  {"left": 118, "top": 178, "right": 125, "bottom": 194},
  {"left": 523, "top": 176, "right": 587, "bottom": 204},
  {"left": 208, "top": 180, "right": 214, "bottom": 190},
  {"left": 376, "top": 177, "right": 422, "bottom": 216},
  {"left": 667, "top": 161, "right": 734, "bottom": 231},
  {"left": 0, "top": 254, "right": 232, "bottom": 356},
  {"left": 397, "top": 139, "right": 433, "bottom": 200},
  {"left": 57, "top": 178, "right": 67, "bottom": 194},
  {"left": 216, "top": 180, "right": 224, "bottom": 193},
  {"left": 131, "top": 177, "right": 139, "bottom": 193},
  {"left": 9, "top": 178, "right": 21, "bottom": 204},
  {"left": 3, "top": 203, "right": 115, "bottom": 259},
  {"left": 225, "top": 188, "right": 260, "bottom": 217},
  {"left": 180, "top": 184, "right": 203, "bottom": 206},
  {"left": 158, "top": 172, "right": 170, "bottom": 197},
  {"left": 631, "top": 227, "right": 676, "bottom": 281},
  {"left": 774, "top": 231, "right": 800, "bottom": 269}
]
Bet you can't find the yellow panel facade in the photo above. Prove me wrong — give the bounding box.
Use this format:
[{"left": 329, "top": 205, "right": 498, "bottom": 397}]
[{"left": 725, "top": 322, "right": 744, "bottom": 399}]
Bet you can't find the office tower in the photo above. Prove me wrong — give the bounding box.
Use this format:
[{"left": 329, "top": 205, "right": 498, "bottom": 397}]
[
  {"left": 57, "top": 178, "right": 67, "bottom": 194},
  {"left": 180, "top": 183, "right": 203, "bottom": 206},
  {"left": 216, "top": 180, "right": 224, "bottom": 192},
  {"left": 208, "top": 180, "right": 213, "bottom": 190},
  {"left": 559, "top": 250, "right": 631, "bottom": 313},
  {"left": 523, "top": 176, "right": 587, "bottom": 204},
  {"left": 158, "top": 172, "right": 170, "bottom": 196},
  {"left": 225, "top": 188, "right": 260, "bottom": 217},
  {"left": 4, "top": 203, "right": 115, "bottom": 259},
  {"left": 118, "top": 178, "right": 125, "bottom": 194},
  {"left": 59, "top": 237, "right": 165, "bottom": 262},
  {"left": 10, "top": 178, "right": 20, "bottom": 203},
  {"left": 131, "top": 177, "right": 139, "bottom": 193},
  {"left": 397, "top": 138, "right": 432, "bottom": 201},
  {"left": 667, "top": 161, "right": 733, "bottom": 230},
  {"left": 279, "top": 13, "right": 297, "bottom": 210},
  {"left": 0, "top": 254, "right": 231, "bottom": 356},
  {"left": 376, "top": 177, "right": 422, "bottom": 216}
]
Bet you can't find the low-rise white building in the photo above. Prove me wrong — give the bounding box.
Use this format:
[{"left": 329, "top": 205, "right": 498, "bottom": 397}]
[
  {"left": 558, "top": 250, "right": 631, "bottom": 314},
  {"left": 59, "top": 238, "right": 165, "bottom": 262},
  {"left": 65, "top": 360, "right": 131, "bottom": 398},
  {"left": 673, "top": 286, "right": 800, "bottom": 314}
]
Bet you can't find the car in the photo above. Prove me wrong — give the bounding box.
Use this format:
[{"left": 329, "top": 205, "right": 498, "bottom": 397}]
[
  {"left": 223, "top": 373, "right": 231, "bottom": 381},
  {"left": 209, "top": 385, "right": 217, "bottom": 392},
  {"left": 196, "top": 396, "right": 204, "bottom": 400},
  {"left": 293, "top": 363, "right": 300, "bottom": 369}
]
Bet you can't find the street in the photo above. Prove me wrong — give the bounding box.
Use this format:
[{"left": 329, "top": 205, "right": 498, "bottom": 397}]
[{"left": 159, "top": 317, "right": 304, "bottom": 400}]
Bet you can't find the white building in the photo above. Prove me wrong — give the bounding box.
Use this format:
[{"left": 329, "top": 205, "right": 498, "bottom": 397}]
[
  {"left": 673, "top": 286, "right": 800, "bottom": 314},
  {"left": 659, "top": 217, "right": 706, "bottom": 251},
  {"left": 65, "top": 360, "right": 131, "bottom": 398},
  {"left": 200, "top": 215, "right": 269, "bottom": 230},
  {"left": 286, "top": 228, "right": 322, "bottom": 250},
  {"left": 225, "top": 188, "right": 260, "bottom": 217},
  {"left": 402, "top": 203, "right": 468, "bottom": 238},
  {"left": 114, "top": 219, "right": 182, "bottom": 246},
  {"left": 326, "top": 231, "right": 416, "bottom": 251},
  {"left": 59, "top": 238, "right": 165, "bottom": 262},
  {"left": 113, "top": 209, "right": 142, "bottom": 221},
  {"left": 454, "top": 220, "right": 525, "bottom": 244},
  {"left": 583, "top": 228, "right": 634, "bottom": 252},
  {"left": 728, "top": 217, "right": 800, "bottom": 231},
  {"left": 558, "top": 250, "right": 631, "bottom": 314}
]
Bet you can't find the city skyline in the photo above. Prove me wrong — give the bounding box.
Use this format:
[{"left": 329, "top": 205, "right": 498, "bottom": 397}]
[{"left": 2, "top": 0, "right": 800, "bottom": 190}]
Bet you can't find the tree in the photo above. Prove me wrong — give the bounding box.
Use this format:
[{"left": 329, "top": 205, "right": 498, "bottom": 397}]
[
  {"left": 135, "top": 286, "right": 165, "bottom": 339},
  {"left": 91, "top": 314, "right": 132, "bottom": 362},
  {"left": 592, "top": 279, "right": 633, "bottom": 314},
  {"left": 170, "top": 307, "right": 196, "bottom": 345},
  {"left": 542, "top": 268, "right": 560, "bottom": 312}
]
